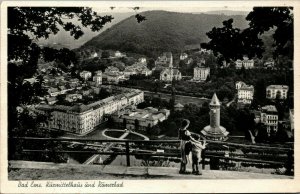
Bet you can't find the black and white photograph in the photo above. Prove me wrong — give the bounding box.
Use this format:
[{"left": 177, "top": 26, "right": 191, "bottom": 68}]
[{"left": 1, "top": 1, "right": 299, "bottom": 193}]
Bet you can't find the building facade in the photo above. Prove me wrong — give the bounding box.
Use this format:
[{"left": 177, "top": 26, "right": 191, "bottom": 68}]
[
  {"left": 235, "top": 56, "right": 254, "bottom": 69},
  {"left": 266, "top": 85, "right": 289, "bottom": 99},
  {"left": 37, "top": 89, "right": 144, "bottom": 135},
  {"left": 80, "top": 71, "right": 92, "bottom": 80},
  {"left": 111, "top": 106, "right": 170, "bottom": 131},
  {"left": 237, "top": 82, "right": 254, "bottom": 104},
  {"left": 193, "top": 67, "right": 210, "bottom": 81},
  {"left": 93, "top": 74, "right": 102, "bottom": 85},
  {"left": 160, "top": 68, "right": 182, "bottom": 81},
  {"left": 261, "top": 105, "right": 278, "bottom": 134}
]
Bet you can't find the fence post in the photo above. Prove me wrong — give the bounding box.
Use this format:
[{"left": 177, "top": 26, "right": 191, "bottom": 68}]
[{"left": 125, "top": 141, "right": 130, "bottom": 167}]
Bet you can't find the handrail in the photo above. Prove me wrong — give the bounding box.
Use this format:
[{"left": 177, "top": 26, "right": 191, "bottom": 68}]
[
  {"left": 9, "top": 136, "right": 294, "bottom": 174},
  {"left": 10, "top": 137, "right": 293, "bottom": 151}
]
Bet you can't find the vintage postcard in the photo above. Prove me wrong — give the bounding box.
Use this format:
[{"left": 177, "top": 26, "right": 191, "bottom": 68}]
[{"left": 1, "top": 0, "right": 299, "bottom": 193}]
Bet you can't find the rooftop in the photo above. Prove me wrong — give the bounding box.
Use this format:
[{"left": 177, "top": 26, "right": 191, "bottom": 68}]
[
  {"left": 267, "top": 85, "right": 289, "bottom": 90},
  {"left": 262, "top": 105, "right": 278, "bottom": 113},
  {"left": 210, "top": 93, "right": 220, "bottom": 106}
]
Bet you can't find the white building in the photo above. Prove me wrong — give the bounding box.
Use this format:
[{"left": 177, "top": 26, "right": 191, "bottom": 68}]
[
  {"left": 193, "top": 67, "right": 210, "bottom": 81},
  {"left": 138, "top": 58, "right": 147, "bottom": 64},
  {"left": 93, "top": 74, "right": 102, "bottom": 85},
  {"left": 112, "top": 106, "right": 170, "bottom": 131},
  {"left": 114, "top": 51, "right": 125, "bottom": 58},
  {"left": 80, "top": 71, "right": 92, "bottom": 80},
  {"left": 180, "top": 53, "right": 188, "bottom": 60},
  {"left": 36, "top": 89, "right": 144, "bottom": 135},
  {"left": 235, "top": 81, "right": 246, "bottom": 90},
  {"left": 160, "top": 68, "right": 182, "bottom": 81},
  {"left": 105, "top": 66, "right": 119, "bottom": 73},
  {"left": 237, "top": 83, "right": 254, "bottom": 104},
  {"left": 65, "top": 93, "right": 83, "bottom": 102},
  {"left": 235, "top": 56, "right": 254, "bottom": 69},
  {"left": 261, "top": 105, "right": 278, "bottom": 134},
  {"left": 266, "top": 85, "right": 289, "bottom": 99},
  {"left": 103, "top": 72, "right": 126, "bottom": 84}
]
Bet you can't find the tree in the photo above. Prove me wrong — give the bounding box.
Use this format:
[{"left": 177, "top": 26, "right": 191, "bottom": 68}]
[
  {"left": 201, "top": 18, "right": 264, "bottom": 63},
  {"left": 246, "top": 7, "right": 293, "bottom": 57},
  {"left": 147, "top": 58, "right": 155, "bottom": 70},
  {"left": 101, "top": 50, "right": 110, "bottom": 59},
  {"left": 7, "top": 7, "right": 144, "bottom": 161},
  {"left": 201, "top": 7, "right": 293, "bottom": 64}
]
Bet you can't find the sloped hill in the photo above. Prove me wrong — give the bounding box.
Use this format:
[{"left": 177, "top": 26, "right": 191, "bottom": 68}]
[{"left": 82, "top": 11, "right": 249, "bottom": 57}]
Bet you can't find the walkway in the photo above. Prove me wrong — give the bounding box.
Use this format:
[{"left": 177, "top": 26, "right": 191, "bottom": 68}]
[
  {"left": 9, "top": 160, "right": 291, "bottom": 180},
  {"left": 83, "top": 132, "right": 130, "bottom": 165}
]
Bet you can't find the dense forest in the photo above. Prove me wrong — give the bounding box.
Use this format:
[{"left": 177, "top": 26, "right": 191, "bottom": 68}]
[{"left": 81, "top": 11, "right": 249, "bottom": 57}]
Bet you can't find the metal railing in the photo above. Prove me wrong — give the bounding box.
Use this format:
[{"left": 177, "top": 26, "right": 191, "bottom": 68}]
[{"left": 9, "top": 137, "right": 294, "bottom": 175}]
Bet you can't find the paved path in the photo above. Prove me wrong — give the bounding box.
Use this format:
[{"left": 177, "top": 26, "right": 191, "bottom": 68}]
[
  {"left": 9, "top": 161, "right": 291, "bottom": 180},
  {"left": 83, "top": 131, "right": 131, "bottom": 165}
]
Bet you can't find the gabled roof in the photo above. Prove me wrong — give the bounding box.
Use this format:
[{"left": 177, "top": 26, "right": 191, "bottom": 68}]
[{"left": 210, "top": 93, "right": 220, "bottom": 106}]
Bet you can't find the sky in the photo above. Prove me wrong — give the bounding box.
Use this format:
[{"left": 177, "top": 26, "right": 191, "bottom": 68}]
[{"left": 92, "top": 6, "right": 254, "bottom": 14}]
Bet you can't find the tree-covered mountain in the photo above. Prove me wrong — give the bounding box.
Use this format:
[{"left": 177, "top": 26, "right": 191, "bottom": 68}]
[{"left": 82, "top": 11, "right": 249, "bottom": 57}]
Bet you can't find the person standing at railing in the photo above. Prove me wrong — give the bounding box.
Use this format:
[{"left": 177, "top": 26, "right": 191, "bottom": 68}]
[
  {"left": 178, "top": 119, "right": 191, "bottom": 174},
  {"left": 190, "top": 136, "right": 207, "bottom": 175}
]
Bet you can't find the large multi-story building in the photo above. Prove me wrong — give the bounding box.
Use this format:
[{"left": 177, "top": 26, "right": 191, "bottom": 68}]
[
  {"left": 193, "top": 66, "right": 210, "bottom": 81},
  {"left": 235, "top": 56, "right": 254, "bottom": 69},
  {"left": 266, "top": 85, "right": 289, "bottom": 99},
  {"left": 80, "top": 71, "right": 92, "bottom": 80},
  {"left": 36, "top": 89, "right": 144, "bottom": 135},
  {"left": 160, "top": 68, "right": 182, "bottom": 81},
  {"left": 236, "top": 82, "right": 254, "bottom": 104},
  {"left": 111, "top": 106, "right": 170, "bottom": 131},
  {"left": 261, "top": 105, "right": 278, "bottom": 133}
]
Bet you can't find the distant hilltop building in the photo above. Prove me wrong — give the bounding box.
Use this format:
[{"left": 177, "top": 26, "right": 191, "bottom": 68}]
[
  {"left": 235, "top": 56, "right": 254, "bottom": 69},
  {"left": 155, "top": 52, "right": 173, "bottom": 69},
  {"left": 160, "top": 68, "right": 182, "bottom": 82},
  {"left": 80, "top": 71, "right": 92, "bottom": 80},
  {"left": 193, "top": 66, "right": 210, "bottom": 81},
  {"left": 105, "top": 66, "right": 120, "bottom": 73},
  {"left": 236, "top": 81, "right": 254, "bottom": 104},
  {"left": 138, "top": 57, "right": 147, "bottom": 64},
  {"left": 180, "top": 53, "right": 188, "bottom": 60},
  {"left": 261, "top": 105, "right": 278, "bottom": 134},
  {"left": 36, "top": 89, "right": 144, "bottom": 135},
  {"left": 266, "top": 85, "right": 289, "bottom": 99},
  {"left": 114, "top": 51, "right": 126, "bottom": 58},
  {"left": 111, "top": 106, "right": 170, "bottom": 131},
  {"left": 264, "top": 58, "right": 275, "bottom": 69},
  {"left": 201, "top": 93, "right": 229, "bottom": 141}
]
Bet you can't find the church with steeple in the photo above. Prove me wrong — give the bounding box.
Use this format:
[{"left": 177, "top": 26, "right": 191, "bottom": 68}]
[{"left": 201, "top": 93, "right": 229, "bottom": 141}]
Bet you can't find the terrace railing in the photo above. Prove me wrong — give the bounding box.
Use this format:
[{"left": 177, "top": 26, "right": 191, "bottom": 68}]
[{"left": 9, "top": 137, "right": 294, "bottom": 175}]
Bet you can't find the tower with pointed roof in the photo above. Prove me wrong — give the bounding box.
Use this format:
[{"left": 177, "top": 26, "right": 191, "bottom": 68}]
[{"left": 201, "top": 93, "right": 229, "bottom": 141}]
